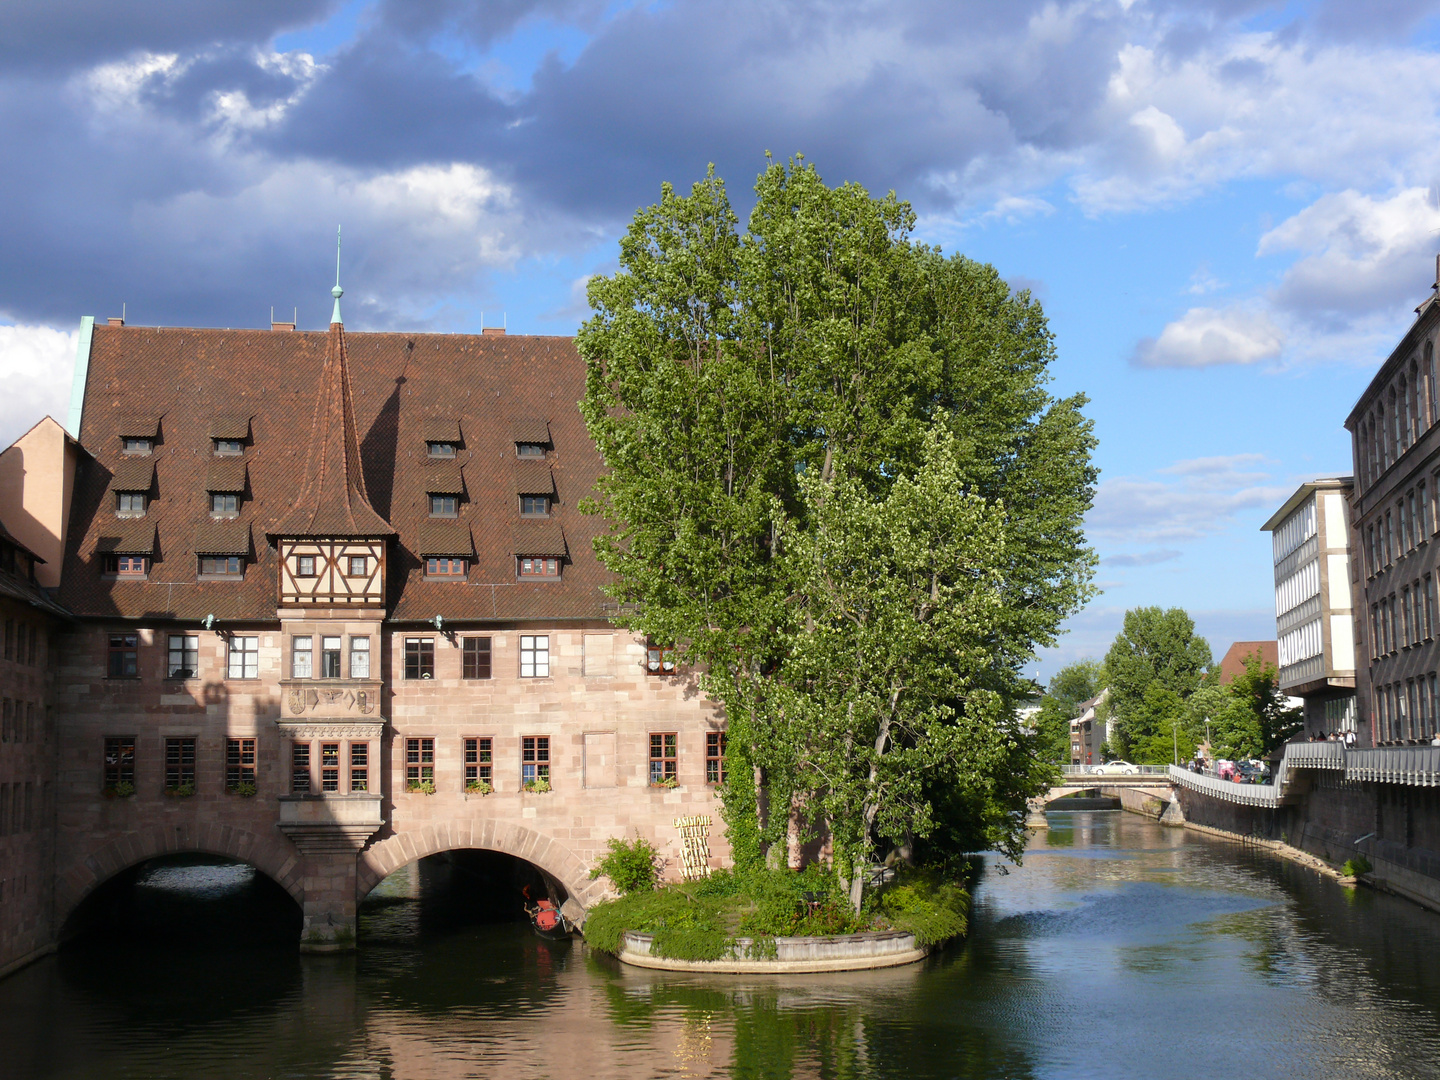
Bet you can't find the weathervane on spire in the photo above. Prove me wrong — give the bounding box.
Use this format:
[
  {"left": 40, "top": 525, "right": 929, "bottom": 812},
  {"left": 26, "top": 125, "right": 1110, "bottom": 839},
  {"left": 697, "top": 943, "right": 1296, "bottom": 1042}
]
[{"left": 331, "top": 225, "right": 344, "bottom": 325}]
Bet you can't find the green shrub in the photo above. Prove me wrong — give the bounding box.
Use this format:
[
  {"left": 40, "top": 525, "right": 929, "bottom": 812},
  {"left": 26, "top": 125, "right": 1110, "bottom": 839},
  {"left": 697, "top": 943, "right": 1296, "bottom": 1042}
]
[
  {"left": 874, "top": 866, "right": 970, "bottom": 947},
  {"left": 592, "top": 836, "right": 661, "bottom": 894},
  {"left": 465, "top": 780, "right": 492, "bottom": 795},
  {"left": 1342, "top": 855, "right": 1372, "bottom": 878},
  {"left": 523, "top": 778, "right": 551, "bottom": 793},
  {"left": 230, "top": 781, "right": 257, "bottom": 797},
  {"left": 406, "top": 779, "right": 436, "bottom": 795},
  {"left": 108, "top": 781, "right": 135, "bottom": 799}
]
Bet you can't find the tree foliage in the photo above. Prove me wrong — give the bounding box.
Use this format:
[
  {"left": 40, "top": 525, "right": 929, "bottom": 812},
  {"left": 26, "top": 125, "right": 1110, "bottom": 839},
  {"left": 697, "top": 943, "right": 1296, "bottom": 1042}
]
[
  {"left": 577, "top": 158, "right": 1097, "bottom": 906},
  {"left": 1194, "top": 652, "right": 1302, "bottom": 760},
  {"left": 1032, "top": 659, "right": 1104, "bottom": 765},
  {"left": 1103, "top": 607, "right": 1212, "bottom": 761}
]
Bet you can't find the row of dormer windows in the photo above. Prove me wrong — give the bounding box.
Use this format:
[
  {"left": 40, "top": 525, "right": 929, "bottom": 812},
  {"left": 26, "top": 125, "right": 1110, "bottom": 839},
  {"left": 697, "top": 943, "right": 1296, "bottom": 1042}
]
[
  {"left": 102, "top": 552, "right": 557, "bottom": 582},
  {"left": 122, "top": 437, "right": 244, "bottom": 456}
]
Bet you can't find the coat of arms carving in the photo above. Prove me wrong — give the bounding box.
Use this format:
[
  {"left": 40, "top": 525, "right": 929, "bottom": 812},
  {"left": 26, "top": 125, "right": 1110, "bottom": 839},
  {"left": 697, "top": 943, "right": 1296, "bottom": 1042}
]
[{"left": 287, "top": 689, "right": 306, "bottom": 715}]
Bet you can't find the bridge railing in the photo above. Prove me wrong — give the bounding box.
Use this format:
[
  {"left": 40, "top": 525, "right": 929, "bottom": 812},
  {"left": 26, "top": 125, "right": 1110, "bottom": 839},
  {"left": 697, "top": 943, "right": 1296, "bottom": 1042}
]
[{"left": 1061, "top": 764, "right": 1170, "bottom": 776}]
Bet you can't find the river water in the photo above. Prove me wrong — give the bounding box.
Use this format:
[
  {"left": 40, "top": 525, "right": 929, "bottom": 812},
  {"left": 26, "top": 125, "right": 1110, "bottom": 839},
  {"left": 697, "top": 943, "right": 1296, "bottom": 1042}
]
[{"left": 6, "top": 811, "right": 1440, "bottom": 1079}]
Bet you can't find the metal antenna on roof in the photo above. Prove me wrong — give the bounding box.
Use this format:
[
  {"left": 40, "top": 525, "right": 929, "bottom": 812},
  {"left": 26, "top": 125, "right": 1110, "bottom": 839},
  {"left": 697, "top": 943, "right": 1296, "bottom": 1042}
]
[{"left": 331, "top": 226, "right": 344, "bottom": 325}]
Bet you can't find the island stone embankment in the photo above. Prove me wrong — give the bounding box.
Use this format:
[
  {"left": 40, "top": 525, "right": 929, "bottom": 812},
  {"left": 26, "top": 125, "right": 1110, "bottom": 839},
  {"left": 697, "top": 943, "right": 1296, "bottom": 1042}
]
[{"left": 617, "top": 929, "right": 928, "bottom": 973}]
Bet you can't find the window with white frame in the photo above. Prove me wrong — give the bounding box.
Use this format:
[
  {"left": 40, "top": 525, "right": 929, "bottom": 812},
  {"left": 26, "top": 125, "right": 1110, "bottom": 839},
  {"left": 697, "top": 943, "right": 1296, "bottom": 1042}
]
[
  {"left": 520, "top": 635, "right": 550, "bottom": 678},
  {"left": 228, "top": 635, "right": 258, "bottom": 679}
]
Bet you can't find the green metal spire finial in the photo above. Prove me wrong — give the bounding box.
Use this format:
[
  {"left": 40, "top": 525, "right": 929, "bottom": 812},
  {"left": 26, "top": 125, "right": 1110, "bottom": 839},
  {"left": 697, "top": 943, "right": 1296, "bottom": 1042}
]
[{"left": 331, "top": 225, "right": 344, "bottom": 325}]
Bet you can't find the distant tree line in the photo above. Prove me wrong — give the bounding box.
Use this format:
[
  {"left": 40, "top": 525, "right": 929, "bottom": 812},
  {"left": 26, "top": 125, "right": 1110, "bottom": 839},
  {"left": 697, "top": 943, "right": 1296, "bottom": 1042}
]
[{"left": 1034, "top": 607, "right": 1301, "bottom": 766}]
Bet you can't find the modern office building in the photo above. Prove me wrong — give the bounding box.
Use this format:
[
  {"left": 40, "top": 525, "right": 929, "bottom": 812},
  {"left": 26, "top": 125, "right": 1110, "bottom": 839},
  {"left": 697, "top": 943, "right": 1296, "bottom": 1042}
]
[{"left": 1261, "top": 480, "right": 1358, "bottom": 737}]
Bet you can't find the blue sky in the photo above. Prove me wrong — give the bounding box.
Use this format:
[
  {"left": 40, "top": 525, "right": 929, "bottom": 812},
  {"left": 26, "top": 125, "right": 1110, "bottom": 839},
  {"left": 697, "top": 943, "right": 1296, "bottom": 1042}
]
[{"left": 3, "top": 0, "right": 1440, "bottom": 677}]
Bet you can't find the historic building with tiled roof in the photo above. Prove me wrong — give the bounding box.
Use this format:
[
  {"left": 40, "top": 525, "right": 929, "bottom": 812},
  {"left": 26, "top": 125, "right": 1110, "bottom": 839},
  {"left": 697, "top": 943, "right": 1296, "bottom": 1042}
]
[{"left": 0, "top": 285, "right": 727, "bottom": 966}]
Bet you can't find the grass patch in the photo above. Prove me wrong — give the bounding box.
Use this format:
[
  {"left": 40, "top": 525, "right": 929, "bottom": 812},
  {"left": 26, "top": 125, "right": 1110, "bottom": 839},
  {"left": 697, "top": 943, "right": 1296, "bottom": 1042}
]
[
  {"left": 583, "top": 862, "right": 970, "bottom": 961},
  {"left": 1341, "top": 855, "right": 1372, "bottom": 878}
]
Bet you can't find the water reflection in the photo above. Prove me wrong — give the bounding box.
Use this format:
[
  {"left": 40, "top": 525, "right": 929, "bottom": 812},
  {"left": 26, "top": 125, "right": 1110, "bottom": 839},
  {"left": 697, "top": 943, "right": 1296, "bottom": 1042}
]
[{"left": 10, "top": 815, "right": 1440, "bottom": 1077}]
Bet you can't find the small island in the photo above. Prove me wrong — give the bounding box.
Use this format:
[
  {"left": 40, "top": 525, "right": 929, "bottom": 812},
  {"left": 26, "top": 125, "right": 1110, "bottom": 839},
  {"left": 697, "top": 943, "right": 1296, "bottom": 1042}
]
[{"left": 582, "top": 839, "right": 970, "bottom": 973}]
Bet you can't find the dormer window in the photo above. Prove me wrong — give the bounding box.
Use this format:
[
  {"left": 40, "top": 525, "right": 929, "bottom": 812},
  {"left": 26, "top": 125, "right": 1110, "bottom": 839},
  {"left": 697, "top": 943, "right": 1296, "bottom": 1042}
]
[
  {"left": 199, "top": 555, "right": 243, "bottom": 578},
  {"left": 520, "top": 495, "right": 550, "bottom": 517},
  {"left": 122, "top": 437, "right": 152, "bottom": 455},
  {"left": 518, "top": 556, "right": 560, "bottom": 579},
  {"left": 430, "top": 494, "right": 458, "bottom": 518},
  {"left": 427, "top": 441, "right": 456, "bottom": 458},
  {"left": 213, "top": 438, "right": 243, "bottom": 456},
  {"left": 427, "top": 556, "right": 467, "bottom": 578},
  {"left": 210, "top": 493, "right": 238, "bottom": 518},
  {"left": 116, "top": 492, "right": 146, "bottom": 517},
  {"left": 105, "top": 555, "right": 148, "bottom": 578},
  {"left": 516, "top": 443, "right": 546, "bottom": 458}
]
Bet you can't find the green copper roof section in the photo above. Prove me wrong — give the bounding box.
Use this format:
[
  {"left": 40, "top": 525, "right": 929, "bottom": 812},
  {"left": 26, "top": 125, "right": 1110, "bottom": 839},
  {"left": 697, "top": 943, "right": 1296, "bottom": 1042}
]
[{"left": 66, "top": 315, "right": 95, "bottom": 438}]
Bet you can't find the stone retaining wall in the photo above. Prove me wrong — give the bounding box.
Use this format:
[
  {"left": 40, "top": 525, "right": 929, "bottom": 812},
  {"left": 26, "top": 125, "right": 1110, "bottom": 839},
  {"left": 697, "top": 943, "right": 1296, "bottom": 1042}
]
[{"left": 618, "top": 929, "right": 929, "bottom": 973}]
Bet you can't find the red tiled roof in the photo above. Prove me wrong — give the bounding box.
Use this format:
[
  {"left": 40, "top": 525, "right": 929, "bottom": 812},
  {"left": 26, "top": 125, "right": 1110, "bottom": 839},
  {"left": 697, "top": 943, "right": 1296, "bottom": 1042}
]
[
  {"left": 1218, "top": 641, "right": 1279, "bottom": 682},
  {"left": 194, "top": 519, "right": 251, "bottom": 556},
  {"left": 205, "top": 458, "right": 247, "bottom": 492},
  {"left": 511, "top": 521, "right": 567, "bottom": 557},
  {"left": 416, "top": 520, "right": 473, "bottom": 556},
  {"left": 513, "top": 459, "right": 554, "bottom": 495},
  {"left": 420, "top": 459, "right": 465, "bottom": 494},
  {"left": 207, "top": 414, "right": 251, "bottom": 440},
  {"left": 116, "top": 413, "right": 161, "bottom": 438},
  {"left": 421, "top": 418, "right": 461, "bottom": 443},
  {"left": 510, "top": 418, "right": 551, "bottom": 444},
  {"left": 270, "top": 322, "right": 394, "bottom": 538},
  {"left": 62, "top": 324, "right": 613, "bottom": 623},
  {"left": 111, "top": 458, "right": 155, "bottom": 492}
]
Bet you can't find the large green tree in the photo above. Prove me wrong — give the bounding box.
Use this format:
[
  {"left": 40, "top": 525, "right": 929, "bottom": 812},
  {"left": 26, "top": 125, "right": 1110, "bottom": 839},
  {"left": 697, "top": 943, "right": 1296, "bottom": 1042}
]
[
  {"left": 577, "top": 159, "right": 1097, "bottom": 905},
  {"left": 1103, "top": 607, "right": 1212, "bottom": 762}
]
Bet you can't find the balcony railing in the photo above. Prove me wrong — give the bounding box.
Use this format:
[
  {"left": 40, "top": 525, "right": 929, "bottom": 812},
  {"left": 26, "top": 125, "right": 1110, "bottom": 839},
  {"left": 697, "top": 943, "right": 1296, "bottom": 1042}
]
[
  {"left": 1345, "top": 746, "right": 1440, "bottom": 786},
  {"left": 1168, "top": 739, "right": 1440, "bottom": 809}
]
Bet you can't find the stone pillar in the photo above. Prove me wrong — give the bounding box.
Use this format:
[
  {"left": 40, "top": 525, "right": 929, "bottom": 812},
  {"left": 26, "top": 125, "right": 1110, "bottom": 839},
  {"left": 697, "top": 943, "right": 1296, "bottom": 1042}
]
[
  {"left": 299, "top": 851, "right": 360, "bottom": 952},
  {"left": 275, "top": 790, "right": 384, "bottom": 953},
  {"left": 1025, "top": 797, "right": 1049, "bottom": 829}
]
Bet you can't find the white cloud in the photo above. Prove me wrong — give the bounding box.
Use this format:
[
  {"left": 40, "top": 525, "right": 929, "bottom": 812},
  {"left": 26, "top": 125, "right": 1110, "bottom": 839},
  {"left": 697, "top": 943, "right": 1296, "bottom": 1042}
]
[
  {"left": 1187, "top": 262, "right": 1224, "bottom": 295},
  {"left": 128, "top": 160, "right": 542, "bottom": 327},
  {"left": 1132, "top": 306, "right": 1284, "bottom": 368},
  {"left": 1136, "top": 187, "right": 1440, "bottom": 370},
  {"left": 1089, "top": 453, "right": 1289, "bottom": 543},
  {"left": 0, "top": 324, "right": 77, "bottom": 449},
  {"left": 980, "top": 195, "right": 1055, "bottom": 224}
]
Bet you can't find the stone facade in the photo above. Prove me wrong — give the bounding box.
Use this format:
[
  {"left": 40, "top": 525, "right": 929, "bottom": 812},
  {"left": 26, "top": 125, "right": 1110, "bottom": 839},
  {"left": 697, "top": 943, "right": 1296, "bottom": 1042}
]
[
  {"left": 0, "top": 557, "right": 64, "bottom": 977},
  {"left": 0, "top": 299, "right": 737, "bottom": 969}
]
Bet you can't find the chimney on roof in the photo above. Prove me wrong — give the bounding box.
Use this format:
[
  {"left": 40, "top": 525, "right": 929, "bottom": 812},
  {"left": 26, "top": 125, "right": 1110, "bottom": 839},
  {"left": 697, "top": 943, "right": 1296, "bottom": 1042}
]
[
  {"left": 482, "top": 326, "right": 506, "bottom": 336},
  {"left": 272, "top": 321, "right": 296, "bottom": 332},
  {"left": 107, "top": 317, "right": 124, "bottom": 327}
]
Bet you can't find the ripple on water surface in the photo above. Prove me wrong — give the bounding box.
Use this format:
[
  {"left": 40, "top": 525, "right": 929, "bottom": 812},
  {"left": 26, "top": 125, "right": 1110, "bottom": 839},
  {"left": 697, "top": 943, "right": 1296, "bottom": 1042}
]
[{"left": 6, "top": 817, "right": 1440, "bottom": 1078}]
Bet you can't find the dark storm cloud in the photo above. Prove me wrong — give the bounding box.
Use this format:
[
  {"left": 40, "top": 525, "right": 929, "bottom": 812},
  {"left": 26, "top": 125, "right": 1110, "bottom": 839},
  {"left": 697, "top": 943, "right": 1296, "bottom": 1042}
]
[
  {"left": 373, "top": 0, "right": 609, "bottom": 47},
  {"left": 0, "top": 0, "right": 1436, "bottom": 335},
  {"left": 0, "top": 0, "right": 338, "bottom": 72},
  {"left": 268, "top": 36, "right": 512, "bottom": 170}
]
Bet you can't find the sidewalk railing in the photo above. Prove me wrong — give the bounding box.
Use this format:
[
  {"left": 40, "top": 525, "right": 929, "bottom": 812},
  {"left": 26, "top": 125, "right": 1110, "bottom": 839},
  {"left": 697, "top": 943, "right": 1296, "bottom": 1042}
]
[{"left": 1061, "top": 764, "right": 1171, "bottom": 777}]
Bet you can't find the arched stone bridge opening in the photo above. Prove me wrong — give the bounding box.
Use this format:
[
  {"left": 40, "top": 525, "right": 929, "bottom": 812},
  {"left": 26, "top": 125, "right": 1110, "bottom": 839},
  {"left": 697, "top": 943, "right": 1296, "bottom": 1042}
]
[{"left": 53, "top": 817, "right": 618, "bottom": 953}]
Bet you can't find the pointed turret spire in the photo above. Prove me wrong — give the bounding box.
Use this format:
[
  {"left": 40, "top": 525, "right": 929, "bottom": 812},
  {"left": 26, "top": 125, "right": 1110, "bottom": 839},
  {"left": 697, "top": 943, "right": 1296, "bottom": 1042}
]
[
  {"left": 270, "top": 267, "right": 393, "bottom": 539},
  {"left": 331, "top": 226, "right": 344, "bottom": 325}
]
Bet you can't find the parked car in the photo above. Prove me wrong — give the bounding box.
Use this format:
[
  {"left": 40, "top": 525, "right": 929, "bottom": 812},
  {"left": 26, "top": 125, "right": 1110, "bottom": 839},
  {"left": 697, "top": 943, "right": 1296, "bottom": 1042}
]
[{"left": 1092, "top": 759, "right": 1140, "bottom": 775}]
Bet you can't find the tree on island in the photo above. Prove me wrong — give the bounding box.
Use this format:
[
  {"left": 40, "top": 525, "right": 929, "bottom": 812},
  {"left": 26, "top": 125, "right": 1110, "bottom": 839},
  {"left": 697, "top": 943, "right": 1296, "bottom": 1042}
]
[{"left": 578, "top": 158, "right": 1097, "bottom": 909}]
